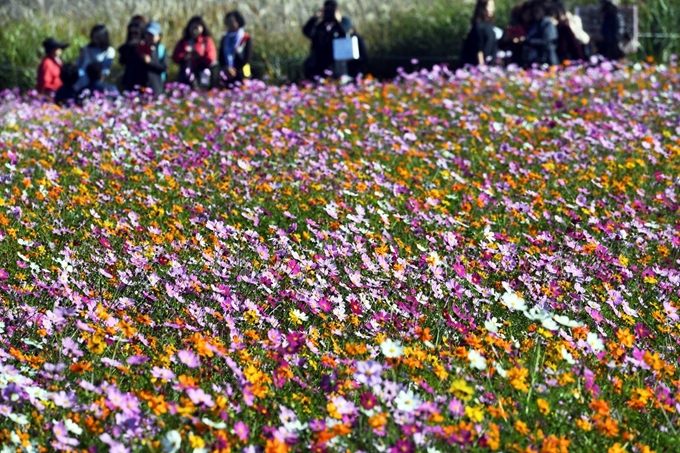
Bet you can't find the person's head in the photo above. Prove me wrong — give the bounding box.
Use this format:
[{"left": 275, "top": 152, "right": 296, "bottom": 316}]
[
  {"left": 472, "top": 0, "right": 494, "bottom": 23},
  {"left": 42, "top": 37, "right": 69, "bottom": 59},
  {"left": 184, "top": 16, "right": 210, "bottom": 40},
  {"left": 520, "top": 2, "right": 533, "bottom": 24},
  {"left": 531, "top": 1, "right": 547, "bottom": 22},
  {"left": 128, "top": 14, "right": 146, "bottom": 27},
  {"left": 224, "top": 11, "right": 245, "bottom": 32},
  {"left": 145, "top": 21, "right": 162, "bottom": 44},
  {"left": 323, "top": 0, "right": 339, "bottom": 22},
  {"left": 89, "top": 24, "right": 111, "bottom": 49},
  {"left": 59, "top": 63, "right": 79, "bottom": 87},
  {"left": 554, "top": 2, "right": 567, "bottom": 20},
  {"left": 85, "top": 61, "right": 104, "bottom": 83},
  {"left": 600, "top": 0, "right": 620, "bottom": 13}
]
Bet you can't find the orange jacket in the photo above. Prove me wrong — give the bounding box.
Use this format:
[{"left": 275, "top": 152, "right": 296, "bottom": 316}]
[{"left": 37, "top": 56, "right": 63, "bottom": 94}]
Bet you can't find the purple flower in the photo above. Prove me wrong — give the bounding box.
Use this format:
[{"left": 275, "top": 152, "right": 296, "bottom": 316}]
[
  {"left": 187, "top": 388, "right": 214, "bottom": 407},
  {"left": 176, "top": 349, "right": 201, "bottom": 368},
  {"left": 448, "top": 398, "right": 465, "bottom": 417},
  {"left": 354, "top": 360, "right": 383, "bottom": 386},
  {"left": 151, "top": 366, "right": 176, "bottom": 381},
  {"left": 126, "top": 355, "right": 149, "bottom": 366}
]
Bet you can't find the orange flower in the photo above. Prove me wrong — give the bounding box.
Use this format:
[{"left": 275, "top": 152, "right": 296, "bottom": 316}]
[
  {"left": 537, "top": 398, "right": 550, "bottom": 415},
  {"left": 69, "top": 361, "right": 93, "bottom": 374},
  {"left": 265, "top": 439, "right": 289, "bottom": 453},
  {"left": 507, "top": 367, "right": 529, "bottom": 392}
]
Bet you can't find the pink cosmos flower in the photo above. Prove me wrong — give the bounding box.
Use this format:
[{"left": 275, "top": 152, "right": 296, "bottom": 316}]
[
  {"left": 234, "top": 420, "right": 249, "bottom": 441},
  {"left": 177, "top": 349, "right": 200, "bottom": 368}
]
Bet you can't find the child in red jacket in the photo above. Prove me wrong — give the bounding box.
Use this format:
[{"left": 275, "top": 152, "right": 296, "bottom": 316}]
[
  {"left": 172, "top": 16, "right": 217, "bottom": 89},
  {"left": 37, "top": 38, "right": 69, "bottom": 95}
]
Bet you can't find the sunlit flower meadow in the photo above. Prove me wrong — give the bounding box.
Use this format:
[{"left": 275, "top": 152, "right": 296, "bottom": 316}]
[{"left": 0, "top": 60, "right": 679, "bottom": 453}]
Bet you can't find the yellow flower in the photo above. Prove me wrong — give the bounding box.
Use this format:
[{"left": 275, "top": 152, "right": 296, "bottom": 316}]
[
  {"left": 537, "top": 398, "right": 550, "bottom": 415},
  {"left": 448, "top": 379, "right": 474, "bottom": 402},
  {"left": 465, "top": 405, "right": 484, "bottom": 422},
  {"left": 189, "top": 433, "right": 205, "bottom": 449}
]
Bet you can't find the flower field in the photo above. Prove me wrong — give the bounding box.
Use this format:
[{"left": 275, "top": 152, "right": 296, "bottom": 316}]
[{"left": 1, "top": 61, "right": 679, "bottom": 453}]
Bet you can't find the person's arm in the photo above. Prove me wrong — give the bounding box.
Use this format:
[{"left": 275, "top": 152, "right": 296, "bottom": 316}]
[
  {"left": 243, "top": 36, "right": 253, "bottom": 65},
  {"left": 526, "top": 21, "right": 557, "bottom": 47},
  {"left": 118, "top": 44, "right": 129, "bottom": 65},
  {"left": 198, "top": 37, "right": 217, "bottom": 66},
  {"left": 172, "top": 39, "right": 188, "bottom": 64},
  {"left": 218, "top": 36, "right": 226, "bottom": 67},
  {"left": 147, "top": 47, "right": 168, "bottom": 73},
  {"left": 303, "top": 16, "right": 319, "bottom": 39},
  {"left": 36, "top": 60, "right": 46, "bottom": 92}
]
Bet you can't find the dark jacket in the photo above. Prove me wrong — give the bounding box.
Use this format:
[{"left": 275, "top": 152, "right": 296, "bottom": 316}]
[
  {"left": 119, "top": 43, "right": 167, "bottom": 94},
  {"left": 460, "top": 21, "right": 498, "bottom": 66},
  {"left": 144, "top": 44, "right": 168, "bottom": 94},
  {"left": 302, "top": 16, "right": 349, "bottom": 78},
  {"left": 218, "top": 32, "right": 253, "bottom": 84},
  {"left": 600, "top": 11, "right": 625, "bottom": 60},
  {"left": 119, "top": 42, "right": 146, "bottom": 92},
  {"left": 556, "top": 20, "right": 584, "bottom": 61},
  {"left": 523, "top": 17, "right": 559, "bottom": 66},
  {"left": 54, "top": 85, "right": 78, "bottom": 107}
]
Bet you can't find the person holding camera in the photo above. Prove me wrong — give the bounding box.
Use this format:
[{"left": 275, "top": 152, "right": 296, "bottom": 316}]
[
  {"left": 172, "top": 16, "right": 217, "bottom": 89},
  {"left": 302, "top": 0, "right": 352, "bottom": 79}
]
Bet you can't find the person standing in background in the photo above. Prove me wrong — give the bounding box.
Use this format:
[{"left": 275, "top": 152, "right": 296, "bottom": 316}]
[
  {"left": 75, "top": 24, "right": 116, "bottom": 91},
  {"left": 37, "top": 37, "right": 69, "bottom": 95},
  {"left": 218, "top": 10, "right": 253, "bottom": 87},
  {"left": 302, "top": 0, "right": 351, "bottom": 79},
  {"left": 554, "top": 3, "right": 584, "bottom": 62},
  {"left": 172, "top": 16, "right": 217, "bottom": 89},
  {"left": 599, "top": 0, "right": 625, "bottom": 60},
  {"left": 460, "top": 0, "right": 498, "bottom": 67},
  {"left": 119, "top": 15, "right": 147, "bottom": 92}
]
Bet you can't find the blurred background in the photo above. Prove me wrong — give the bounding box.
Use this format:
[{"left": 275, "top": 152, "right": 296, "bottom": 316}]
[{"left": 0, "top": 0, "right": 678, "bottom": 89}]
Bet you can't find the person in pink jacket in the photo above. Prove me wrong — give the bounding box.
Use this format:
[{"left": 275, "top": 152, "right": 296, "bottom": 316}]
[{"left": 172, "top": 16, "right": 217, "bottom": 89}]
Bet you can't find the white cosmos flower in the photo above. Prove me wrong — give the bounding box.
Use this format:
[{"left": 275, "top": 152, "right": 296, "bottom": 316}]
[
  {"left": 501, "top": 291, "right": 527, "bottom": 311},
  {"left": 380, "top": 339, "right": 404, "bottom": 358},
  {"left": 162, "top": 430, "right": 182, "bottom": 453},
  {"left": 201, "top": 418, "right": 227, "bottom": 430},
  {"left": 524, "top": 306, "right": 551, "bottom": 321},
  {"left": 495, "top": 363, "right": 507, "bottom": 377},
  {"left": 394, "top": 389, "right": 421, "bottom": 412},
  {"left": 553, "top": 315, "right": 583, "bottom": 328},
  {"left": 468, "top": 349, "right": 487, "bottom": 370},
  {"left": 561, "top": 348, "right": 576, "bottom": 365},
  {"left": 586, "top": 332, "right": 604, "bottom": 353},
  {"left": 64, "top": 418, "right": 83, "bottom": 435},
  {"left": 484, "top": 317, "right": 501, "bottom": 333},
  {"left": 541, "top": 318, "right": 559, "bottom": 331}
]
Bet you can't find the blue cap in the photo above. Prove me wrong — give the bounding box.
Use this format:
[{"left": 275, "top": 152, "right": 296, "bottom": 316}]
[{"left": 146, "top": 21, "right": 162, "bottom": 35}]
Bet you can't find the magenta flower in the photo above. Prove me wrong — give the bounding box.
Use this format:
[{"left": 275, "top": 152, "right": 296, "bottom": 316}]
[{"left": 234, "top": 420, "right": 249, "bottom": 441}]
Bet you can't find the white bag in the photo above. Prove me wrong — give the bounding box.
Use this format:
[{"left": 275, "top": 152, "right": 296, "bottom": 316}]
[{"left": 333, "top": 36, "right": 360, "bottom": 61}]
